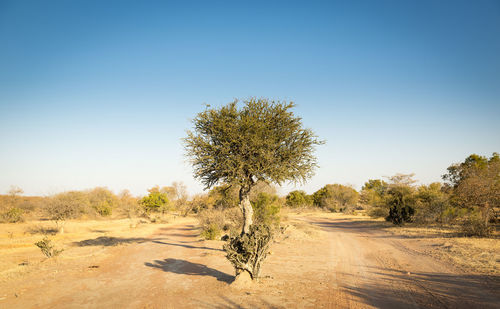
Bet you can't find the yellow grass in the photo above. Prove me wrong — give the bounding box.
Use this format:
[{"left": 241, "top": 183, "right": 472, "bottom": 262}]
[{"left": 0, "top": 215, "right": 188, "bottom": 280}]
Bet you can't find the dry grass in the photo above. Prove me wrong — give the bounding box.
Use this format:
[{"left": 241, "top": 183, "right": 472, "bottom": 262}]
[{"left": 0, "top": 215, "right": 185, "bottom": 280}]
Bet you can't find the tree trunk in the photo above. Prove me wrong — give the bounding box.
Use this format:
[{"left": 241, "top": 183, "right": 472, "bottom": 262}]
[{"left": 239, "top": 187, "right": 253, "bottom": 235}]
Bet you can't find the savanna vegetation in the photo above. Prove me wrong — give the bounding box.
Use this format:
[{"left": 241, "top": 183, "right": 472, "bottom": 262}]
[{"left": 0, "top": 98, "right": 497, "bottom": 285}]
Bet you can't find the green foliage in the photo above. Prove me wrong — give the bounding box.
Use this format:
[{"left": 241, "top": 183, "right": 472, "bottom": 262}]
[
  {"left": 362, "top": 179, "right": 388, "bottom": 196},
  {"left": 385, "top": 185, "right": 416, "bottom": 225},
  {"left": 184, "top": 98, "right": 323, "bottom": 190},
  {"left": 208, "top": 185, "right": 240, "bottom": 209},
  {"left": 285, "top": 190, "right": 312, "bottom": 208},
  {"left": 35, "top": 237, "right": 63, "bottom": 258},
  {"left": 223, "top": 224, "right": 273, "bottom": 279},
  {"left": 139, "top": 187, "right": 170, "bottom": 214},
  {"left": 443, "top": 152, "right": 499, "bottom": 229},
  {"left": 312, "top": 184, "right": 359, "bottom": 212},
  {"left": 1, "top": 207, "right": 24, "bottom": 223},
  {"left": 200, "top": 223, "right": 221, "bottom": 240},
  {"left": 251, "top": 192, "right": 281, "bottom": 227},
  {"left": 414, "top": 183, "right": 449, "bottom": 223}
]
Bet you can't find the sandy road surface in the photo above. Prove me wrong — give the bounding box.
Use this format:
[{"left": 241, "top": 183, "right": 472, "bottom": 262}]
[{"left": 1, "top": 215, "right": 499, "bottom": 308}]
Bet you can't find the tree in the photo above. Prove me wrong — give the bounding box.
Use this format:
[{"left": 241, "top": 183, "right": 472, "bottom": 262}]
[
  {"left": 184, "top": 98, "right": 323, "bottom": 234},
  {"left": 286, "top": 190, "right": 312, "bottom": 208},
  {"left": 384, "top": 174, "right": 417, "bottom": 225},
  {"left": 312, "top": 184, "right": 358, "bottom": 212},
  {"left": 87, "top": 187, "right": 118, "bottom": 216},
  {"left": 443, "top": 153, "right": 500, "bottom": 234},
  {"left": 45, "top": 191, "right": 89, "bottom": 233},
  {"left": 415, "top": 182, "right": 449, "bottom": 223},
  {"left": 139, "top": 187, "right": 170, "bottom": 214}
]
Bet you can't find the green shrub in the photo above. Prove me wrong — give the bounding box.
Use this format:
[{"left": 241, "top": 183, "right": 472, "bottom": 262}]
[
  {"left": 35, "top": 237, "right": 63, "bottom": 258},
  {"left": 251, "top": 192, "right": 281, "bottom": 228},
  {"left": 139, "top": 188, "right": 170, "bottom": 214},
  {"left": 200, "top": 223, "right": 221, "bottom": 240},
  {"left": 385, "top": 185, "right": 415, "bottom": 225},
  {"left": 1, "top": 207, "right": 24, "bottom": 223},
  {"left": 285, "top": 190, "right": 312, "bottom": 208}
]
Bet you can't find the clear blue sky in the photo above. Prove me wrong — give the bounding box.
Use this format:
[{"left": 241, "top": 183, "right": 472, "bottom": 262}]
[{"left": 1, "top": 0, "right": 499, "bottom": 196}]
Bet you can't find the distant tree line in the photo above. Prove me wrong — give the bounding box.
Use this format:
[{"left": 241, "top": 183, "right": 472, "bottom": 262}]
[
  {"left": 283, "top": 153, "right": 499, "bottom": 237},
  {"left": 1, "top": 153, "right": 497, "bottom": 237}
]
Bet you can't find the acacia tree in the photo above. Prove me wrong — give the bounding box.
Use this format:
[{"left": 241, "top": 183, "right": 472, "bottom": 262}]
[{"left": 184, "top": 98, "right": 323, "bottom": 235}]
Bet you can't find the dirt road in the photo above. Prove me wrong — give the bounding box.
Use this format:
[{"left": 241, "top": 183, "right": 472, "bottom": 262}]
[{"left": 1, "top": 214, "right": 499, "bottom": 308}]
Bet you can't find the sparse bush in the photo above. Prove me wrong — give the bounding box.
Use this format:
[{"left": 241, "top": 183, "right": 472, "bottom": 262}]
[
  {"left": 35, "top": 237, "right": 63, "bottom": 258},
  {"left": 88, "top": 187, "right": 118, "bottom": 217},
  {"left": 45, "top": 191, "right": 90, "bottom": 233},
  {"left": 223, "top": 224, "right": 273, "bottom": 279},
  {"left": 198, "top": 208, "right": 242, "bottom": 239},
  {"left": 118, "top": 189, "right": 140, "bottom": 218},
  {"left": 367, "top": 206, "right": 387, "bottom": 218},
  {"left": 1, "top": 207, "right": 24, "bottom": 223}
]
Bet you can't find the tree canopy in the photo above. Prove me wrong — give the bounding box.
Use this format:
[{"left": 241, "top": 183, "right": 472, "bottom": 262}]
[{"left": 184, "top": 98, "right": 323, "bottom": 191}]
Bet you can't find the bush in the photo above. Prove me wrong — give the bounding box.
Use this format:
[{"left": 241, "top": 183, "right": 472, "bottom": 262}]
[
  {"left": 35, "top": 237, "right": 63, "bottom": 258},
  {"left": 285, "top": 190, "right": 312, "bottom": 208},
  {"left": 200, "top": 223, "right": 221, "bottom": 240},
  {"left": 312, "top": 184, "right": 358, "bottom": 212},
  {"left": 1, "top": 207, "right": 24, "bottom": 223},
  {"left": 223, "top": 224, "right": 273, "bottom": 279},
  {"left": 198, "top": 208, "right": 242, "bottom": 239},
  {"left": 460, "top": 214, "right": 492, "bottom": 237},
  {"left": 45, "top": 191, "right": 89, "bottom": 233},
  {"left": 367, "top": 207, "right": 387, "bottom": 218},
  {"left": 251, "top": 192, "right": 281, "bottom": 228},
  {"left": 385, "top": 185, "right": 416, "bottom": 225},
  {"left": 139, "top": 188, "right": 170, "bottom": 214},
  {"left": 387, "top": 205, "right": 414, "bottom": 225},
  {"left": 88, "top": 187, "right": 118, "bottom": 217}
]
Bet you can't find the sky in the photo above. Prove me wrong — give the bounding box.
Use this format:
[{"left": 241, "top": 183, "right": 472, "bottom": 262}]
[{"left": 1, "top": 0, "right": 499, "bottom": 197}]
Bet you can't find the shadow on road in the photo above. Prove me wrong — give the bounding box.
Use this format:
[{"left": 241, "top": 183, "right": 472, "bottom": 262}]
[
  {"left": 145, "top": 258, "right": 233, "bottom": 283},
  {"left": 151, "top": 240, "right": 224, "bottom": 251},
  {"left": 73, "top": 236, "right": 152, "bottom": 247},
  {"left": 309, "top": 218, "right": 466, "bottom": 239}
]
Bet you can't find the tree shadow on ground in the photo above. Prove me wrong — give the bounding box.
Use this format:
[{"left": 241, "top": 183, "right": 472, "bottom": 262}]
[
  {"left": 151, "top": 240, "right": 223, "bottom": 251},
  {"left": 145, "top": 258, "right": 233, "bottom": 283},
  {"left": 73, "top": 236, "right": 151, "bottom": 247},
  {"left": 309, "top": 219, "right": 468, "bottom": 239}
]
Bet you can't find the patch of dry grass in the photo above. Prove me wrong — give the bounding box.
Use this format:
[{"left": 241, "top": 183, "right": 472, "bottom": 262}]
[{"left": 0, "top": 215, "right": 185, "bottom": 280}]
